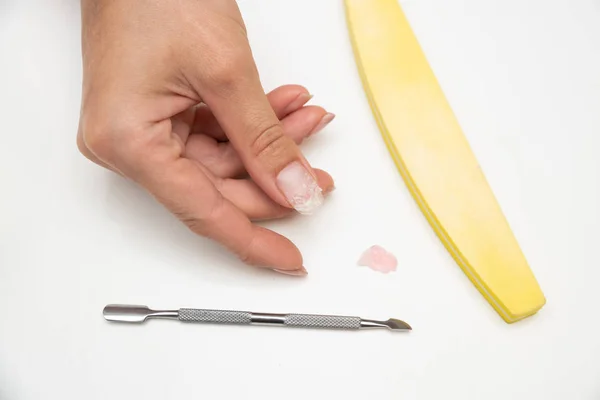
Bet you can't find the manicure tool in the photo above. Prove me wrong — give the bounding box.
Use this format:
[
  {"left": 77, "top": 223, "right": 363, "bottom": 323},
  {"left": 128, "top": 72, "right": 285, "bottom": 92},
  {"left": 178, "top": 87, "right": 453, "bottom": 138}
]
[{"left": 103, "top": 304, "right": 412, "bottom": 332}]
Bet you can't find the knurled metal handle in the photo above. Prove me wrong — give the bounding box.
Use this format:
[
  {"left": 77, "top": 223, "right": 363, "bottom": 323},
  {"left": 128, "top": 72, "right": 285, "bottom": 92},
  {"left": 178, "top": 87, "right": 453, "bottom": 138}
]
[
  {"left": 284, "top": 314, "right": 361, "bottom": 330},
  {"left": 179, "top": 308, "right": 251, "bottom": 325},
  {"left": 178, "top": 309, "right": 362, "bottom": 330}
]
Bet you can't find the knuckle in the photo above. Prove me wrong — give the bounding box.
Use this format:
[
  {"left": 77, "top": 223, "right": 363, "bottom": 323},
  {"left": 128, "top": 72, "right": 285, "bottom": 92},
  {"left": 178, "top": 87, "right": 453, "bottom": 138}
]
[
  {"left": 173, "top": 205, "right": 206, "bottom": 235},
  {"left": 177, "top": 211, "right": 205, "bottom": 236},
  {"left": 203, "top": 195, "right": 227, "bottom": 226},
  {"left": 80, "top": 122, "right": 117, "bottom": 159},
  {"left": 174, "top": 195, "right": 225, "bottom": 237},
  {"left": 80, "top": 117, "right": 142, "bottom": 161},
  {"left": 209, "top": 64, "right": 238, "bottom": 89},
  {"left": 249, "top": 123, "right": 292, "bottom": 162},
  {"left": 76, "top": 132, "right": 104, "bottom": 166},
  {"left": 76, "top": 131, "right": 92, "bottom": 159},
  {"left": 238, "top": 237, "right": 257, "bottom": 265},
  {"left": 80, "top": 123, "right": 109, "bottom": 157},
  {"left": 205, "top": 50, "right": 253, "bottom": 89}
]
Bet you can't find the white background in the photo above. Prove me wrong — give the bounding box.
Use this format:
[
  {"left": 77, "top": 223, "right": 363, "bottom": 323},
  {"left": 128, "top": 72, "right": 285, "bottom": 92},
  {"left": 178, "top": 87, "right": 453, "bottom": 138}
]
[{"left": 1, "top": 0, "right": 599, "bottom": 399}]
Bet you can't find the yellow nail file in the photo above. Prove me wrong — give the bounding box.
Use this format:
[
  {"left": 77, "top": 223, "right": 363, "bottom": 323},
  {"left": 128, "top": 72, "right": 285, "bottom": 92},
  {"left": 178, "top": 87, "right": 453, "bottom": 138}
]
[{"left": 344, "top": 0, "right": 545, "bottom": 323}]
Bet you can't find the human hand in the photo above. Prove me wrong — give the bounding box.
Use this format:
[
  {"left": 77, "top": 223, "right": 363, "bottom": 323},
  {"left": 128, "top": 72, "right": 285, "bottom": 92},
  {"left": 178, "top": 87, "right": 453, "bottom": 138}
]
[{"left": 77, "top": 0, "right": 335, "bottom": 275}]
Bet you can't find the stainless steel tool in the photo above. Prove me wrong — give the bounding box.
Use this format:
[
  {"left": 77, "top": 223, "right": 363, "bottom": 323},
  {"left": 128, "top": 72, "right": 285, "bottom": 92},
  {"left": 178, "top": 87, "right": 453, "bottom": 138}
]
[{"left": 103, "top": 304, "right": 412, "bottom": 332}]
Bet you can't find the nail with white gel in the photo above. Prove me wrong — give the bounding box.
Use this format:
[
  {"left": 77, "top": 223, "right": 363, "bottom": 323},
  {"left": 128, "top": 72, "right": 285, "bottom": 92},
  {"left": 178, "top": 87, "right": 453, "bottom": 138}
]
[{"left": 276, "top": 161, "right": 324, "bottom": 215}]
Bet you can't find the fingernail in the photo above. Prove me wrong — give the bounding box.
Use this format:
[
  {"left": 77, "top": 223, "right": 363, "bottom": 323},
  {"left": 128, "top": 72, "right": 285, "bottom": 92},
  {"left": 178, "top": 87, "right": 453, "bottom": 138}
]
[
  {"left": 273, "top": 266, "right": 308, "bottom": 276},
  {"left": 310, "top": 113, "right": 335, "bottom": 135},
  {"left": 285, "top": 93, "right": 313, "bottom": 114},
  {"left": 276, "top": 161, "right": 324, "bottom": 215}
]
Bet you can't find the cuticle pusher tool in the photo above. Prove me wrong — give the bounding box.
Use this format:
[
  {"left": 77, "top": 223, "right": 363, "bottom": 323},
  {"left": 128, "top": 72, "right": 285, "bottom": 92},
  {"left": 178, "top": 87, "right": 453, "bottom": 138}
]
[{"left": 103, "top": 304, "right": 412, "bottom": 332}]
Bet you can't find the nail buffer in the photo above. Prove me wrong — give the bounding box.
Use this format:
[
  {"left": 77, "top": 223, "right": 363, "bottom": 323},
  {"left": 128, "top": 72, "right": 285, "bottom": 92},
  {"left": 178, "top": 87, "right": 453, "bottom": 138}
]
[{"left": 344, "top": 0, "right": 545, "bottom": 323}]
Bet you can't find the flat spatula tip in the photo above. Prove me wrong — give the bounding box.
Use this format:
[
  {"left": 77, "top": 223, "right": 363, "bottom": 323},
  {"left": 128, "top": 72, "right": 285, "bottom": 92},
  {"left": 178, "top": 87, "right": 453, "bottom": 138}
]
[{"left": 103, "top": 304, "right": 151, "bottom": 323}]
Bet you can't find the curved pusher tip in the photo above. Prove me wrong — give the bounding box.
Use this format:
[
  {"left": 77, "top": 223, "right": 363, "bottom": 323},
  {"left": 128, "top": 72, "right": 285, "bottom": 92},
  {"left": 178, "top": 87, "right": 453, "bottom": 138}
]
[{"left": 386, "top": 318, "right": 412, "bottom": 331}]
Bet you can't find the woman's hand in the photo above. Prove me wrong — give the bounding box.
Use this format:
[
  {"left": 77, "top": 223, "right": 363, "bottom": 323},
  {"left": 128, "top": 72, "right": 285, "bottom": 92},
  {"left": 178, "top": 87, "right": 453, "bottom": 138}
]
[{"left": 77, "top": 0, "right": 335, "bottom": 275}]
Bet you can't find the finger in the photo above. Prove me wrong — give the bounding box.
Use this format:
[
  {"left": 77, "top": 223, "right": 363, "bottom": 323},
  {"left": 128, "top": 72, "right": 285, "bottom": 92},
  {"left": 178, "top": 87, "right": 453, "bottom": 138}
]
[
  {"left": 92, "top": 118, "right": 307, "bottom": 273},
  {"left": 217, "top": 179, "right": 291, "bottom": 221},
  {"left": 146, "top": 156, "right": 305, "bottom": 272},
  {"left": 280, "top": 106, "right": 334, "bottom": 142},
  {"left": 190, "top": 35, "right": 332, "bottom": 214},
  {"left": 202, "top": 95, "right": 325, "bottom": 214},
  {"left": 192, "top": 84, "right": 313, "bottom": 141},
  {"left": 218, "top": 169, "right": 335, "bottom": 221},
  {"left": 171, "top": 107, "right": 195, "bottom": 144},
  {"left": 186, "top": 105, "right": 333, "bottom": 178},
  {"left": 184, "top": 133, "right": 243, "bottom": 178}
]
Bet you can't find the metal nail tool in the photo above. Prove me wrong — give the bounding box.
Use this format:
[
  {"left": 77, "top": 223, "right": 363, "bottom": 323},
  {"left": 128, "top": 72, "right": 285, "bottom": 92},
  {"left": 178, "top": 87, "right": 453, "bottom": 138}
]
[{"left": 103, "top": 304, "right": 412, "bottom": 332}]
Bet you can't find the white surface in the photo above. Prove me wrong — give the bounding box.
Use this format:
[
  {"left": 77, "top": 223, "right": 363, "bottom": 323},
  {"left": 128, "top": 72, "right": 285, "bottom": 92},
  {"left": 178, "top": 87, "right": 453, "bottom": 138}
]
[{"left": 1, "top": 0, "right": 599, "bottom": 399}]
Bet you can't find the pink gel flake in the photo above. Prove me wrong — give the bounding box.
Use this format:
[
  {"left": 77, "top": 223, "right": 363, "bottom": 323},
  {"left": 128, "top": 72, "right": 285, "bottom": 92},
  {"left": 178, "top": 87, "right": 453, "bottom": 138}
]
[{"left": 357, "top": 245, "right": 397, "bottom": 273}]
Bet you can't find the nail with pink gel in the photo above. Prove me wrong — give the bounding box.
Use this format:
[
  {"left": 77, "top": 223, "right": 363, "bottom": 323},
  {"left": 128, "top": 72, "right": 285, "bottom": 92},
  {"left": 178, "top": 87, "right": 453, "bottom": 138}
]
[
  {"left": 310, "top": 112, "right": 335, "bottom": 136},
  {"left": 358, "top": 245, "right": 398, "bottom": 273},
  {"left": 276, "top": 161, "right": 324, "bottom": 215},
  {"left": 273, "top": 266, "right": 308, "bottom": 276}
]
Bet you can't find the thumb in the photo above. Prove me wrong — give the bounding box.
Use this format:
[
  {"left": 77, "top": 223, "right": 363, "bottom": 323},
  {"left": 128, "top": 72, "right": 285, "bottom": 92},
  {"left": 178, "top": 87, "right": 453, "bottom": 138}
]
[{"left": 198, "top": 62, "right": 331, "bottom": 215}]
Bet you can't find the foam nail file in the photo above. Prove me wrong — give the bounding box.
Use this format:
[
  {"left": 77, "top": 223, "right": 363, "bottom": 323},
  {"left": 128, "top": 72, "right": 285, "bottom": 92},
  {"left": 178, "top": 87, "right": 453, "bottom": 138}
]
[
  {"left": 344, "top": 0, "right": 545, "bottom": 323},
  {"left": 103, "top": 304, "right": 412, "bottom": 332}
]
